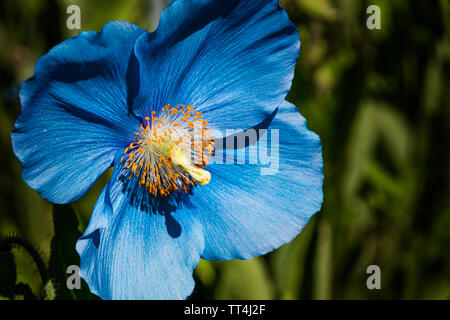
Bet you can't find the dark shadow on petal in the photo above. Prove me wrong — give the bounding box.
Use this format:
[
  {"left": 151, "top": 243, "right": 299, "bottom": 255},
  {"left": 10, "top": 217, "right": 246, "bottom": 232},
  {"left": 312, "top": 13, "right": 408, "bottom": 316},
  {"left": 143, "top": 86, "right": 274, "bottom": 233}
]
[
  {"left": 29, "top": 61, "right": 127, "bottom": 129},
  {"left": 212, "top": 108, "right": 279, "bottom": 163},
  {"left": 126, "top": 49, "right": 141, "bottom": 117},
  {"left": 164, "top": 213, "right": 181, "bottom": 238},
  {"left": 49, "top": 61, "right": 106, "bottom": 83},
  {"left": 80, "top": 229, "right": 101, "bottom": 249},
  {"left": 147, "top": 0, "right": 240, "bottom": 54},
  {"left": 117, "top": 173, "right": 196, "bottom": 239},
  {"left": 213, "top": 107, "right": 278, "bottom": 153}
]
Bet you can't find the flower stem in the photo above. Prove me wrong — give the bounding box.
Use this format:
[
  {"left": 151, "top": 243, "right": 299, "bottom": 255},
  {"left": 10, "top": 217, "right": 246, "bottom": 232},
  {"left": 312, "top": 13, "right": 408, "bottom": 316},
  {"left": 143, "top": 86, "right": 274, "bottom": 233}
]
[{"left": 2, "top": 236, "right": 49, "bottom": 286}]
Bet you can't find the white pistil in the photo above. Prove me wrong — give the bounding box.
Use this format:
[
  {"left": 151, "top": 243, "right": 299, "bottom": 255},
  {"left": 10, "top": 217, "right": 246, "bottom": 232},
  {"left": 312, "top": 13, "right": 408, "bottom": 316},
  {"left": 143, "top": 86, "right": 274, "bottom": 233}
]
[
  {"left": 121, "top": 104, "right": 214, "bottom": 196},
  {"left": 170, "top": 145, "right": 211, "bottom": 186}
]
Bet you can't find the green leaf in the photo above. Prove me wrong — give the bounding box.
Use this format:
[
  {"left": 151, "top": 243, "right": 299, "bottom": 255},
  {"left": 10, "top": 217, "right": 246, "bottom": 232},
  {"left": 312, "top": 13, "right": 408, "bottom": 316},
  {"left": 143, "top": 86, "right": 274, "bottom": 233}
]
[
  {"left": 13, "top": 283, "right": 36, "bottom": 300},
  {"left": 296, "top": 0, "right": 337, "bottom": 21},
  {"left": 47, "top": 204, "right": 98, "bottom": 300},
  {"left": 44, "top": 280, "right": 57, "bottom": 300},
  {"left": 194, "top": 259, "right": 216, "bottom": 287},
  {"left": 0, "top": 250, "right": 16, "bottom": 299},
  {"left": 271, "top": 217, "right": 316, "bottom": 299},
  {"left": 214, "top": 258, "right": 274, "bottom": 299}
]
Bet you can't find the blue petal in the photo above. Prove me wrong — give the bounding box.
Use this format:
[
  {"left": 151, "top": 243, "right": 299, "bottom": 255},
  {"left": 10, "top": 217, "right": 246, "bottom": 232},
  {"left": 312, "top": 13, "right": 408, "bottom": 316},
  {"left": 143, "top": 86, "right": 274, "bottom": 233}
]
[
  {"left": 146, "top": 0, "right": 239, "bottom": 53},
  {"left": 11, "top": 21, "right": 145, "bottom": 203},
  {"left": 75, "top": 179, "right": 113, "bottom": 294},
  {"left": 132, "top": 0, "right": 300, "bottom": 131},
  {"left": 192, "top": 103, "right": 323, "bottom": 260},
  {"left": 76, "top": 159, "right": 204, "bottom": 300}
]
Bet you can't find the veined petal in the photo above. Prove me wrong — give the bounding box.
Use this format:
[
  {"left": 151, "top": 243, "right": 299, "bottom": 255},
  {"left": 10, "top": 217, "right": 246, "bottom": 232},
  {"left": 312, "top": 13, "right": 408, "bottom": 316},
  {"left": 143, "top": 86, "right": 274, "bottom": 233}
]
[
  {"left": 133, "top": 0, "right": 300, "bottom": 131},
  {"left": 147, "top": 0, "right": 239, "bottom": 53},
  {"left": 11, "top": 21, "right": 145, "bottom": 203},
  {"left": 76, "top": 158, "right": 204, "bottom": 300},
  {"left": 75, "top": 182, "right": 113, "bottom": 294},
  {"left": 193, "top": 103, "right": 323, "bottom": 260}
]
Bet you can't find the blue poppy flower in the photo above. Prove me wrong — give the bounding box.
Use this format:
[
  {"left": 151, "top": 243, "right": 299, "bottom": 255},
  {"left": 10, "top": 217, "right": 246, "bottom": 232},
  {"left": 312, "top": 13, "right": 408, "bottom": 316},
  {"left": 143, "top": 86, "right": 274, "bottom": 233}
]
[{"left": 11, "top": 0, "right": 323, "bottom": 299}]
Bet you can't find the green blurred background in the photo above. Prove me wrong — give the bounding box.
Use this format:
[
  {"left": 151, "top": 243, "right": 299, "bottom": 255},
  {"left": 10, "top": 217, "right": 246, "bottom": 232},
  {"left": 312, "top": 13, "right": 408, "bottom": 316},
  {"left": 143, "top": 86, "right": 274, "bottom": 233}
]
[{"left": 0, "top": 0, "right": 449, "bottom": 300}]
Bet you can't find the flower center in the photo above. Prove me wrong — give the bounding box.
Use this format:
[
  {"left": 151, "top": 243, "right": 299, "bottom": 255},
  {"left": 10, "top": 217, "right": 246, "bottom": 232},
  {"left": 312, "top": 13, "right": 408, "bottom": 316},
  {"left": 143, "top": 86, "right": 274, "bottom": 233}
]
[{"left": 120, "top": 104, "right": 214, "bottom": 197}]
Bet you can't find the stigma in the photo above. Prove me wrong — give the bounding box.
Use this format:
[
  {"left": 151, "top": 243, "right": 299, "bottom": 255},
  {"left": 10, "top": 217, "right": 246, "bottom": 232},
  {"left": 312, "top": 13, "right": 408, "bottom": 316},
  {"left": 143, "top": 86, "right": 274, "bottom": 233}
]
[{"left": 120, "top": 104, "right": 214, "bottom": 197}]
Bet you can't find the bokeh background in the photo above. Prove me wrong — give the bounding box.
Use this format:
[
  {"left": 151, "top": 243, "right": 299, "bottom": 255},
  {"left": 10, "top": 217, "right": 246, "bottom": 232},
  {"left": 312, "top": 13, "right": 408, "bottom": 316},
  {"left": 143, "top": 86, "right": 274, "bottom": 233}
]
[{"left": 0, "top": 0, "right": 449, "bottom": 300}]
